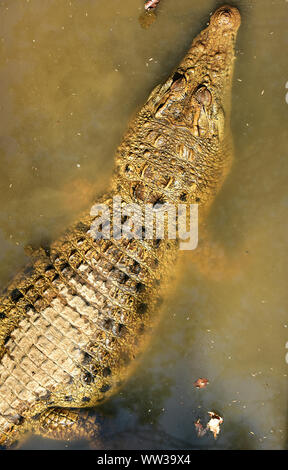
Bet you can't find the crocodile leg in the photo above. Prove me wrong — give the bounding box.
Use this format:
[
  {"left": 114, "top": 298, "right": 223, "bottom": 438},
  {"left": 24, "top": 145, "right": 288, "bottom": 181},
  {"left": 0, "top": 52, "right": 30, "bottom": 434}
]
[{"left": 32, "top": 408, "right": 102, "bottom": 448}]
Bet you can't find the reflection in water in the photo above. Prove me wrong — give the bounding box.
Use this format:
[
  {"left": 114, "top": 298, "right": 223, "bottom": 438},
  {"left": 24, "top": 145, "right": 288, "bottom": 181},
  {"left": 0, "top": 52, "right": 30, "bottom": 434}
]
[{"left": 0, "top": 0, "right": 287, "bottom": 450}]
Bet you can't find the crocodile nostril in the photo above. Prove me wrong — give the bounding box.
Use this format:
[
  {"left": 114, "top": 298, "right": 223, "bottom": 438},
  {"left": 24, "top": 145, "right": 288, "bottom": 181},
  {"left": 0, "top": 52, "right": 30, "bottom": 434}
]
[
  {"left": 220, "top": 8, "right": 233, "bottom": 24},
  {"left": 211, "top": 5, "right": 241, "bottom": 30}
]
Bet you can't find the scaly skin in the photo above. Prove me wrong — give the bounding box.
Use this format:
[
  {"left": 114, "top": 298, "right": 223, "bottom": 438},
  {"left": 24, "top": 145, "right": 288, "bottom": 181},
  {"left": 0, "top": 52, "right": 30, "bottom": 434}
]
[{"left": 0, "top": 5, "right": 241, "bottom": 447}]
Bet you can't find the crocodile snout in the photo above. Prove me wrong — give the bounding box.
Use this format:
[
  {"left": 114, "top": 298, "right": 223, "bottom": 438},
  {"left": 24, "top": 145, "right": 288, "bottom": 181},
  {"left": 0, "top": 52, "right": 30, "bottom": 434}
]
[{"left": 210, "top": 5, "right": 241, "bottom": 31}]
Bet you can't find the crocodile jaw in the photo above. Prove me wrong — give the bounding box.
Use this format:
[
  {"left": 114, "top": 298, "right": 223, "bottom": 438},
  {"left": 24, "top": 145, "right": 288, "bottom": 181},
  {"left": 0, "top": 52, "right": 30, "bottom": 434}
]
[
  {"left": 148, "top": 5, "right": 241, "bottom": 143},
  {"left": 187, "top": 6, "right": 240, "bottom": 111}
]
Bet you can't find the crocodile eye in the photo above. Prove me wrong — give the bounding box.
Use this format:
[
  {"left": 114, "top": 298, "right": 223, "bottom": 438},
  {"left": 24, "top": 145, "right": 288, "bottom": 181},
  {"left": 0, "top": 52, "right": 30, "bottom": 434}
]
[
  {"left": 171, "top": 71, "right": 183, "bottom": 82},
  {"left": 155, "top": 72, "right": 186, "bottom": 118},
  {"left": 170, "top": 71, "right": 186, "bottom": 94},
  {"left": 194, "top": 86, "right": 212, "bottom": 107}
]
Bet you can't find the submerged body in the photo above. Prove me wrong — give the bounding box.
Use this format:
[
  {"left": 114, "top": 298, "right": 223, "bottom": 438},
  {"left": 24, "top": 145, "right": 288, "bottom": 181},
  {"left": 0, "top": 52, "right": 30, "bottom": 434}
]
[{"left": 0, "top": 5, "right": 241, "bottom": 447}]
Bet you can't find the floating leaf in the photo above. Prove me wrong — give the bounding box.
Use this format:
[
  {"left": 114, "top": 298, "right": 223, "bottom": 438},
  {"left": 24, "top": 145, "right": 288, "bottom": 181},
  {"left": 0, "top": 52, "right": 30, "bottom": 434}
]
[
  {"left": 194, "top": 378, "right": 209, "bottom": 389},
  {"left": 194, "top": 419, "right": 207, "bottom": 437},
  {"left": 207, "top": 412, "right": 223, "bottom": 439},
  {"left": 195, "top": 411, "right": 223, "bottom": 439},
  {"left": 144, "top": 0, "right": 160, "bottom": 11}
]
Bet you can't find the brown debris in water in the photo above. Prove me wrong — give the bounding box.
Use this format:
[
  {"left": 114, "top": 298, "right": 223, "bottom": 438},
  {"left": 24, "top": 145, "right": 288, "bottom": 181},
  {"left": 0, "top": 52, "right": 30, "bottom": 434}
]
[
  {"left": 144, "top": 0, "right": 160, "bottom": 11},
  {"left": 194, "top": 378, "right": 209, "bottom": 389},
  {"left": 138, "top": 11, "right": 156, "bottom": 29},
  {"left": 139, "top": 0, "right": 161, "bottom": 29},
  {"left": 207, "top": 412, "right": 223, "bottom": 439},
  {"left": 195, "top": 411, "right": 224, "bottom": 440},
  {"left": 195, "top": 419, "right": 207, "bottom": 437}
]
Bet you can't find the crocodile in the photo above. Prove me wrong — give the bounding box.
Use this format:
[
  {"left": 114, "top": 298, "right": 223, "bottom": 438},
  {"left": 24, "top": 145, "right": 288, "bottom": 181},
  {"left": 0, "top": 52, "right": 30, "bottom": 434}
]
[{"left": 0, "top": 5, "right": 241, "bottom": 448}]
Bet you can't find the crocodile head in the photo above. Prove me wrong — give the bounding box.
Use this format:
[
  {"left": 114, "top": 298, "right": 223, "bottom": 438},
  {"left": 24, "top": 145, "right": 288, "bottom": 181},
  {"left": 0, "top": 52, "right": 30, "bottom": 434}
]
[{"left": 148, "top": 5, "right": 241, "bottom": 142}]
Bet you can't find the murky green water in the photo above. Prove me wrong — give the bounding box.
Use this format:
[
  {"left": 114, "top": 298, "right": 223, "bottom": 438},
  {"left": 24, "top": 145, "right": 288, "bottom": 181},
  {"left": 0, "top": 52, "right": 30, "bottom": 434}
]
[{"left": 0, "top": 0, "right": 287, "bottom": 450}]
